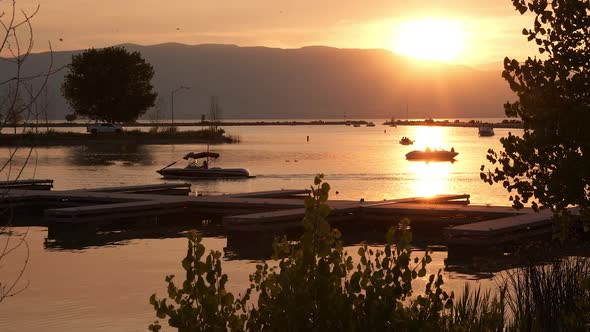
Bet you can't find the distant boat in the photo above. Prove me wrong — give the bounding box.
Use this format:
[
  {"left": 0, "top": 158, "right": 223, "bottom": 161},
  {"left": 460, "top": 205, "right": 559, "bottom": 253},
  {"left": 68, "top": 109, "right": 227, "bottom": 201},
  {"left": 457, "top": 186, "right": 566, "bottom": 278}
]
[
  {"left": 157, "top": 152, "right": 251, "bottom": 179},
  {"left": 405, "top": 148, "right": 458, "bottom": 162},
  {"left": 366, "top": 122, "right": 376, "bottom": 127},
  {"left": 399, "top": 137, "right": 414, "bottom": 145},
  {"left": 353, "top": 123, "right": 361, "bottom": 127},
  {"left": 478, "top": 124, "right": 495, "bottom": 136},
  {"left": 387, "top": 116, "right": 397, "bottom": 127}
]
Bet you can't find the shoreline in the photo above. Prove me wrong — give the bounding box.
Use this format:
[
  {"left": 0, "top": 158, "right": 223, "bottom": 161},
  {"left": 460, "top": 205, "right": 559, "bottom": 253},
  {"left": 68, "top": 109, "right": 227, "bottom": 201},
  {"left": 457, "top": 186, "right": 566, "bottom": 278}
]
[
  {"left": 9, "top": 120, "right": 524, "bottom": 129},
  {"left": 0, "top": 131, "right": 236, "bottom": 146}
]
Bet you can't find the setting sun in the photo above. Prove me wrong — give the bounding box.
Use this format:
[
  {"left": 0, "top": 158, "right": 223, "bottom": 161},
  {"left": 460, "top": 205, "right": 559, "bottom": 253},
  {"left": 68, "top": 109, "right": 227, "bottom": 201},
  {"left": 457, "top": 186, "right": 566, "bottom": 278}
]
[{"left": 393, "top": 18, "right": 465, "bottom": 62}]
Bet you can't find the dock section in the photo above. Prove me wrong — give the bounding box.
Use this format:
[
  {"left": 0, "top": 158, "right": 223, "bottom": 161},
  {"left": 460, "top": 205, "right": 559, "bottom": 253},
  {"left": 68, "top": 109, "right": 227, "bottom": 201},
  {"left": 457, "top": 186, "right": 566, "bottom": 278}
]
[{"left": 0, "top": 180, "right": 565, "bottom": 259}]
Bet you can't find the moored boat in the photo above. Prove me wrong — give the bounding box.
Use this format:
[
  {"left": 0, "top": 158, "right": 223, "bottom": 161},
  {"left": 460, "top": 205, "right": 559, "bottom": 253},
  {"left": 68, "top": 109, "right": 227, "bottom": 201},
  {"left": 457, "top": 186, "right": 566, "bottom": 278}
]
[
  {"left": 157, "top": 152, "right": 251, "bottom": 179},
  {"left": 478, "top": 124, "right": 495, "bottom": 136},
  {"left": 405, "top": 148, "right": 458, "bottom": 162}
]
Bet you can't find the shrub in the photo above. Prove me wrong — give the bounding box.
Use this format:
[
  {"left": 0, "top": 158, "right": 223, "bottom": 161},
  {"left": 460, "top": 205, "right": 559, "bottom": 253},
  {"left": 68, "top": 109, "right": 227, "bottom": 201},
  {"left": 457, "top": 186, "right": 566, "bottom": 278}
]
[
  {"left": 149, "top": 175, "right": 590, "bottom": 331},
  {"left": 149, "top": 175, "right": 457, "bottom": 331}
]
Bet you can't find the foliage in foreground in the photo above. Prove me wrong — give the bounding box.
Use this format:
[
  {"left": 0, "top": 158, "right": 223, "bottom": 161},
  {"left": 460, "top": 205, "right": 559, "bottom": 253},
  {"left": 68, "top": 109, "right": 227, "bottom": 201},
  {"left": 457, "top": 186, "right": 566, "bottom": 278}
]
[
  {"left": 149, "top": 176, "right": 590, "bottom": 331},
  {"left": 149, "top": 175, "right": 485, "bottom": 331}
]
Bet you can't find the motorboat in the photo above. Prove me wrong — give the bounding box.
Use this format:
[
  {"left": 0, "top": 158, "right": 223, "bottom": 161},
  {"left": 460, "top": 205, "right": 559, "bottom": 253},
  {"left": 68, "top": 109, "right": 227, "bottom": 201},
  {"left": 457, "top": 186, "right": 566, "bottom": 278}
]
[
  {"left": 157, "top": 152, "right": 251, "bottom": 179},
  {"left": 405, "top": 148, "right": 458, "bottom": 162},
  {"left": 366, "top": 122, "right": 376, "bottom": 127},
  {"left": 399, "top": 137, "right": 414, "bottom": 145},
  {"left": 478, "top": 124, "right": 495, "bottom": 136}
]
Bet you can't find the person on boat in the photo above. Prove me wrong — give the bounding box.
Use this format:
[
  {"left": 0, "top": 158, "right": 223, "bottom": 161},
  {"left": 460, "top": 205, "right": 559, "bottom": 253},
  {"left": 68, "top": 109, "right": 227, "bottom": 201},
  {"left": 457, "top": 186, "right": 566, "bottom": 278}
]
[
  {"left": 187, "top": 158, "right": 198, "bottom": 168},
  {"left": 203, "top": 159, "right": 209, "bottom": 169},
  {"left": 451, "top": 147, "right": 455, "bottom": 153}
]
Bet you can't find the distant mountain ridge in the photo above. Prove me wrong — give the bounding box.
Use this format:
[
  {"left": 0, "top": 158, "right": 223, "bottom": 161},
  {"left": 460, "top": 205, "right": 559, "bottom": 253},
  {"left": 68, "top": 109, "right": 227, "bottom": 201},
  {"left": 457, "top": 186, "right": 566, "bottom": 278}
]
[{"left": 0, "top": 43, "right": 513, "bottom": 120}]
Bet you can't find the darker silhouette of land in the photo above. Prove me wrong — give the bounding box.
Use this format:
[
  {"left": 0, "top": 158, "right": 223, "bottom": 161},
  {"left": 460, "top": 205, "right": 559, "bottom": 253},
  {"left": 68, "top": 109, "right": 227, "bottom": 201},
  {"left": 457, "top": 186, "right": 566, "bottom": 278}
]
[{"left": 0, "top": 43, "right": 512, "bottom": 121}]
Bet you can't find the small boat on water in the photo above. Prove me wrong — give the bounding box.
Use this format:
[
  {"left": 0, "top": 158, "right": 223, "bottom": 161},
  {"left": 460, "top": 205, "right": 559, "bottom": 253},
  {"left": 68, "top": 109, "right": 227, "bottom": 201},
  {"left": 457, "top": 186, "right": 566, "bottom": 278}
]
[
  {"left": 478, "top": 124, "right": 495, "bottom": 136},
  {"left": 353, "top": 123, "right": 361, "bottom": 127},
  {"left": 157, "top": 152, "right": 251, "bottom": 179},
  {"left": 366, "top": 122, "right": 376, "bottom": 127},
  {"left": 405, "top": 148, "right": 458, "bottom": 162},
  {"left": 399, "top": 136, "right": 414, "bottom": 145}
]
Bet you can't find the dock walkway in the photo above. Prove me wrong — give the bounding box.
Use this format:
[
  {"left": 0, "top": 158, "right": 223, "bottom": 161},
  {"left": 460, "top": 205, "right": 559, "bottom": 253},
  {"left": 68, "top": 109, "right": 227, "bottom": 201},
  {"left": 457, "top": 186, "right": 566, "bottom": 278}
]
[{"left": 1, "top": 181, "right": 563, "bottom": 258}]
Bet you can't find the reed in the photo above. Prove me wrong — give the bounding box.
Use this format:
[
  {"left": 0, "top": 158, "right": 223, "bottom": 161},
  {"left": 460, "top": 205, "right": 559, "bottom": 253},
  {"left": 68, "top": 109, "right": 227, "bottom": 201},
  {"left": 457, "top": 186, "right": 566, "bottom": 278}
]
[
  {"left": 444, "top": 284, "right": 506, "bottom": 331},
  {"left": 502, "top": 257, "right": 590, "bottom": 331}
]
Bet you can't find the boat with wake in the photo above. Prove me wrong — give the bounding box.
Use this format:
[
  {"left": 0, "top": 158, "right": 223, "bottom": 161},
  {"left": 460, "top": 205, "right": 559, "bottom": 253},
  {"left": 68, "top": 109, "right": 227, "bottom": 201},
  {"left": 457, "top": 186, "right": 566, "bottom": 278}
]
[
  {"left": 405, "top": 148, "right": 458, "bottom": 162},
  {"left": 157, "top": 152, "right": 251, "bottom": 179}
]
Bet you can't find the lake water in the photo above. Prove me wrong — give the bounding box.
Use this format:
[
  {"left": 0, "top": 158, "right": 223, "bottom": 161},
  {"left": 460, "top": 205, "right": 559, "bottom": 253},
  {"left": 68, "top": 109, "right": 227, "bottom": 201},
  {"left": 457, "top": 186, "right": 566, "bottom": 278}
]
[{"left": 0, "top": 123, "right": 519, "bottom": 331}]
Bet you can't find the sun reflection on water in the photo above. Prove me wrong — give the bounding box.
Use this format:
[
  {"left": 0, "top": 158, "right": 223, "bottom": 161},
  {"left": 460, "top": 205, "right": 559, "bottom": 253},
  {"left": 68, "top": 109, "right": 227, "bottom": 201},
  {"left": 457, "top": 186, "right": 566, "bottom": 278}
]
[
  {"left": 405, "top": 126, "right": 453, "bottom": 197},
  {"left": 407, "top": 161, "right": 453, "bottom": 197}
]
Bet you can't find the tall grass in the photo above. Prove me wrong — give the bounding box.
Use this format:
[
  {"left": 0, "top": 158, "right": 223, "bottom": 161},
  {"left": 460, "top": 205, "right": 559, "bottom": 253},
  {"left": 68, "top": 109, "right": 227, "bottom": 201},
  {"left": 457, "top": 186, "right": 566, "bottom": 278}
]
[
  {"left": 503, "top": 257, "right": 590, "bottom": 330},
  {"left": 446, "top": 257, "right": 590, "bottom": 331},
  {"left": 445, "top": 285, "right": 506, "bottom": 331}
]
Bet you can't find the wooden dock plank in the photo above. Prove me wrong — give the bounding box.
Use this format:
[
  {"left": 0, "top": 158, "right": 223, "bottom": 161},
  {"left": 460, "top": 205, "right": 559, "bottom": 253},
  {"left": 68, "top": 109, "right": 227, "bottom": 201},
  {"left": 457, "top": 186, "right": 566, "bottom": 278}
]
[
  {"left": 222, "top": 189, "right": 310, "bottom": 199},
  {"left": 0, "top": 179, "right": 53, "bottom": 186},
  {"left": 80, "top": 183, "right": 192, "bottom": 193},
  {"left": 223, "top": 201, "right": 362, "bottom": 227},
  {"left": 445, "top": 211, "right": 554, "bottom": 237},
  {"left": 364, "top": 203, "right": 522, "bottom": 218},
  {"left": 0, "top": 179, "right": 54, "bottom": 191},
  {"left": 364, "top": 194, "right": 471, "bottom": 207},
  {"left": 3, "top": 184, "right": 569, "bottom": 257}
]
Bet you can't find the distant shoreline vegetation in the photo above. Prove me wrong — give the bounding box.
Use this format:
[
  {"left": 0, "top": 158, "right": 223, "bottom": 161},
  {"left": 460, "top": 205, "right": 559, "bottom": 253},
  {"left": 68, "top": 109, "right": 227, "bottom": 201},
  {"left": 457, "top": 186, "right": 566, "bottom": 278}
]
[
  {"left": 0, "top": 127, "right": 238, "bottom": 146},
  {"left": 8, "top": 119, "right": 524, "bottom": 129}
]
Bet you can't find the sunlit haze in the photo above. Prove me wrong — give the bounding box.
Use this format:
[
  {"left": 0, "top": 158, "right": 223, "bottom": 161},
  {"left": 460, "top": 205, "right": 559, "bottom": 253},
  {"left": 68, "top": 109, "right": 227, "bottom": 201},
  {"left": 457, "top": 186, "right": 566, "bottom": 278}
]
[{"left": 393, "top": 18, "right": 465, "bottom": 61}]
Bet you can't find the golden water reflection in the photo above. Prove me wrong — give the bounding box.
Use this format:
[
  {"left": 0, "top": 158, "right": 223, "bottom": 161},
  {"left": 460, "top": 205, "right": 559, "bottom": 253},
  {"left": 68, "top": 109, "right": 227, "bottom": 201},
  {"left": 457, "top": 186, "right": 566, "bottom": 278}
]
[
  {"left": 407, "top": 161, "right": 453, "bottom": 197},
  {"left": 406, "top": 126, "right": 453, "bottom": 197}
]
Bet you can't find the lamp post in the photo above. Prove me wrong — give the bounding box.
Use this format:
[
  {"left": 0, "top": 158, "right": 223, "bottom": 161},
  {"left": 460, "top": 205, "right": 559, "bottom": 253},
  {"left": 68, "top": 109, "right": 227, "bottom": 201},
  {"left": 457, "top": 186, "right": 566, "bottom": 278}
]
[{"left": 171, "top": 86, "right": 190, "bottom": 125}]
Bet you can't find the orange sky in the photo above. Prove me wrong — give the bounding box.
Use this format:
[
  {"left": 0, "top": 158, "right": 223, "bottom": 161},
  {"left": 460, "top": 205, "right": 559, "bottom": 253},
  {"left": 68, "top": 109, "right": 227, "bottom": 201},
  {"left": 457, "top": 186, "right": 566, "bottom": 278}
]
[{"left": 10, "top": 0, "right": 538, "bottom": 66}]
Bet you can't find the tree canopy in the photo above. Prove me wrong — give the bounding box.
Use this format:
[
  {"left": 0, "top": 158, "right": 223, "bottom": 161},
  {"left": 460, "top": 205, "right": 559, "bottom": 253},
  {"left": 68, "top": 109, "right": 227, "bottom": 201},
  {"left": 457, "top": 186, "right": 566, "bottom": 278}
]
[
  {"left": 61, "top": 46, "right": 157, "bottom": 123},
  {"left": 481, "top": 0, "right": 590, "bottom": 214}
]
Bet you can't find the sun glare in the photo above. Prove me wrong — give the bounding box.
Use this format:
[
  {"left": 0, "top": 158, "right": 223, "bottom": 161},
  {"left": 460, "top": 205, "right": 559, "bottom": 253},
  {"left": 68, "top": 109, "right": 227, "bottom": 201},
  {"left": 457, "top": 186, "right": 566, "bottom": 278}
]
[
  {"left": 393, "top": 18, "right": 465, "bottom": 62},
  {"left": 413, "top": 126, "right": 445, "bottom": 150}
]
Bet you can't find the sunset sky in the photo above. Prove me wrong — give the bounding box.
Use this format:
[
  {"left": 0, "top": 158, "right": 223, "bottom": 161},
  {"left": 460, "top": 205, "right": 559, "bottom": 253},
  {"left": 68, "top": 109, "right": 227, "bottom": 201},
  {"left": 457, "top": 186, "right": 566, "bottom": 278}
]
[{"left": 14, "top": 0, "right": 538, "bottom": 66}]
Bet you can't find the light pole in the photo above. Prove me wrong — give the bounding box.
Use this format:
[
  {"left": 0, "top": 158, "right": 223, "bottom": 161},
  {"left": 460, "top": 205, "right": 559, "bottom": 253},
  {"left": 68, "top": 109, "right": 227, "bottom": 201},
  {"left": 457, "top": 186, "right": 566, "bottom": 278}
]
[{"left": 171, "top": 86, "right": 190, "bottom": 125}]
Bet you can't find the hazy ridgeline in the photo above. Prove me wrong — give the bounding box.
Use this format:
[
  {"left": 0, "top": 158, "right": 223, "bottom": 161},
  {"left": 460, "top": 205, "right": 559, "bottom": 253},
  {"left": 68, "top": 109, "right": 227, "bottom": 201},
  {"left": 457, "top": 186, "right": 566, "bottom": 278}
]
[{"left": 0, "top": 44, "right": 511, "bottom": 121}]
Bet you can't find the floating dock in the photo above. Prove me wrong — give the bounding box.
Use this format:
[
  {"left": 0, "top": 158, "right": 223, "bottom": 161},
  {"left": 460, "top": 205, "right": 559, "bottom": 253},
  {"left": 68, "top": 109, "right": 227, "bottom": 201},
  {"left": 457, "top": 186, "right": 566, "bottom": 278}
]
[{"left": 0, "top": 180, "right": 564, "bottom": 260}]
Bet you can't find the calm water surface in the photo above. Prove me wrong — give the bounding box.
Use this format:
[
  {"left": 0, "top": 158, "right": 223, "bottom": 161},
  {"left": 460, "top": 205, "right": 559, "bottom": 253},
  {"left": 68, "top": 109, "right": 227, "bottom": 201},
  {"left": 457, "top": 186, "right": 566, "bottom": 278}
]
[{"left": 1, "top": 124, "right": 518, "bottom": 331}]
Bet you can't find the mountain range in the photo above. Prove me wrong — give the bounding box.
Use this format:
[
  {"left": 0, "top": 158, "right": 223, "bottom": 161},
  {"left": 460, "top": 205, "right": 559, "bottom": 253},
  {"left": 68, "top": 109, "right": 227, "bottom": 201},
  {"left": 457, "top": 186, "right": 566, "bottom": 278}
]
[{"left": 0, "top": 43, "right": 514, "bottom": 120}]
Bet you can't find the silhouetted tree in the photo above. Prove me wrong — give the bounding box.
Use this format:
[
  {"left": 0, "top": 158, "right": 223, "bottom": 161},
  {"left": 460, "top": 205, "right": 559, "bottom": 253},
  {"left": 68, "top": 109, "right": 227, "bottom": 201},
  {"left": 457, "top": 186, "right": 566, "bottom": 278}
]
[
  {"left": 481, "top": 0, "right": 590, "bottom": 216},
  {"left": 61, "top": 46, "right": 157, "bottom": 123}
]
